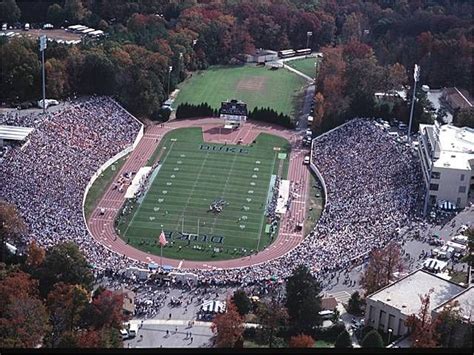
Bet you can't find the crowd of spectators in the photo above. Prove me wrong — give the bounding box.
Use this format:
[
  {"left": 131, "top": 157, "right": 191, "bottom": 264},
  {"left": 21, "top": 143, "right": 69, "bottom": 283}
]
[
  {"left": 2, "top": 103, "right": 424, "bottom": 304},
  {"left": 0, "top": 97, "right": 142, "bottom": 272}
]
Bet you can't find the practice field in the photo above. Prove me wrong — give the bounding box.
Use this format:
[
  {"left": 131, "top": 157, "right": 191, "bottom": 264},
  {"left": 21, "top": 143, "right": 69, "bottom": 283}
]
[
  {"left": 117, "top": 127, "right": 291, "bottom": 261},
  {"left": 285, "top": 58, "right": 318, "bottom": 79},
  {"left": 173, "top": 65, "right": 307, "bottom": 117}
]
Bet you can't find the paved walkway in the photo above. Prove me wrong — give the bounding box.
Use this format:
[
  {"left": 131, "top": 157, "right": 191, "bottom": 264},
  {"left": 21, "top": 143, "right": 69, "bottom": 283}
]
[{"left": 87, "top": 118, "right": 311, "bottom": 270}]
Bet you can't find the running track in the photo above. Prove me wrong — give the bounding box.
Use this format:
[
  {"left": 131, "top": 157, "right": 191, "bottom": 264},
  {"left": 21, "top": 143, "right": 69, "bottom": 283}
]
[{"left": 87, "top": 118, "right": 310, "bottom": 270}]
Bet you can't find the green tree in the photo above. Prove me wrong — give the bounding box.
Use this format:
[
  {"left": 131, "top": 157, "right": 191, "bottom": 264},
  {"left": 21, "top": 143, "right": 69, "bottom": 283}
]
[
  {"left": 361, "top": 329, "right": 384, "bottom": 348},
  {"left": 334, "top": 329, "right": 352, "bottom": 348},
  {"left": 0, "top": 38, "right": 40, "bottom": 101},
  {"left": 256, "top": 299, "right": 288, "bottom": 348},
  {"left": 47, "top": 4, "right": 65, "bottom": 26},
  {"left": 347, "top": 291, "right": 364, "bottom": 315},
  {"left": 453, "top": 108, "right": 474, "bottom": 129},
  {"left": 0, "top": 200, "right": 27, "bottom": 263},
  {"left": 64, "top": 0, "right": 86, "bottom": 23},
  {"left": 37, "top": 242, "right": 94, "bottom": 298},
  {"left": 285, "top": 265, "right": 322, "bottom": 335},
  {"left": 232, "top": 289, "right": 251, "bottom": 316},
  {"left": 0, "top": 0, "right": 21, "bottom": 23}
]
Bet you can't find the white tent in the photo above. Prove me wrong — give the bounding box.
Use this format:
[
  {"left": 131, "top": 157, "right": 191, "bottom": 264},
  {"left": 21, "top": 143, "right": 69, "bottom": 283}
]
[
  {"left": 200, "top": 300, "right": 226, "bottom": 313},
  {"left": 438, "top": 200, "right": 456, "bottom": 210}
]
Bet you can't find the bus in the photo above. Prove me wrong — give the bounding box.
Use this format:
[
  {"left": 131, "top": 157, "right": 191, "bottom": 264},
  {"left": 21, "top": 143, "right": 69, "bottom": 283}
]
[
  {"left": 296, "top": 48, "right": 311, "bottom": 56},
  {"left": 278, "top": 49, "right": 296, "bottom": 58}
]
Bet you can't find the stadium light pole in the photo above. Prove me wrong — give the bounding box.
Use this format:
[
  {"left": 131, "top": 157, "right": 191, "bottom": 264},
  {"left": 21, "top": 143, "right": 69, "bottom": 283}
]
[
  {"left": 168, "top": 65, "right": 173, "bottom": 98},
  {"left": 39, "top": 35, "right": 47, "bottom": 114},
  {"left": 306, "top": 31, "right": 313, "bottom": 49},
  {"left": 407, "top": 64, "right": 420, "bottom": 144}
]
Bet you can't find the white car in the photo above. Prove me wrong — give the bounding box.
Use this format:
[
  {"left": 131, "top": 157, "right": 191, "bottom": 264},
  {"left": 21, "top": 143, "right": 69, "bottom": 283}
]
[
  {"left": 38, "top": 99, "right": 59, "bottom": 109},
  {"left": 303, "top": 156, "right": 310, "bottom": 165},
  {"left": 119, "top": 329, "right": 129, "bottom": 340}
]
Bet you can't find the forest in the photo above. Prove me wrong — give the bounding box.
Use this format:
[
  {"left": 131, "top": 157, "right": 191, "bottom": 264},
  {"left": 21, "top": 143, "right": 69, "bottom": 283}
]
[{"left": 1, "top": 0, "right": 472, "bottom": 127}]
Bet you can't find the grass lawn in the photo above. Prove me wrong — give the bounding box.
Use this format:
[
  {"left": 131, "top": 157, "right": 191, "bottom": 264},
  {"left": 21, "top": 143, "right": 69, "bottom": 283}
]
[
  {"left": 173, "top": 65, "right": 307, "bottom": 117},
  {"left": 285, "top": 57, "right": 318, "bottom": 79},
  {"left": 84, "top": 153, "right": 129, "bottom": 219},
  {"left": 314, "top": 340, "right": 334, "bottom": 348},
  {"left": 117, "top": 127, "right": 290, "bottom": 261}
]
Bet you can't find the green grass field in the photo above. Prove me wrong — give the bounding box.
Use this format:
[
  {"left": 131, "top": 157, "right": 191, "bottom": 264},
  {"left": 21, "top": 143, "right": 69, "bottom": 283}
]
[
  {"left": 117, "top": 128, "right": 290, "bottom": 261},
  {"left": 285, "top": 58, "right": 318, "bottom": 79},
  {"left": 173, "top": 65, "right": 307, "bottom": 117},
  {"left": 84, "top": 153, "right": 129, "bottom": 219}
]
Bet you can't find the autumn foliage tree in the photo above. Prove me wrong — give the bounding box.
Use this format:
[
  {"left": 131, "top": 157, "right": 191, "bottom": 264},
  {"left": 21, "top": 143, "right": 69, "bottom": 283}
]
[
  {"left": 0, "top": 200, "right": 27, "bottom": 263},
  {"left": 360, "top": 242, "right": 404, "bottom": 296},
  {"left": 0, "top": 270, "right": 50, "bottom": 348},
  {"left": 256, "top": 298, "right": 288, "bottom": 348},
  {"left": 288, "top": 334, "right": 314, "bottom": 348},
  {"left": 211, "top": 299, "right": 244, "bottom": 348},
  {"left": 405, "top": 290, "right": 441, "bottom": 348}
]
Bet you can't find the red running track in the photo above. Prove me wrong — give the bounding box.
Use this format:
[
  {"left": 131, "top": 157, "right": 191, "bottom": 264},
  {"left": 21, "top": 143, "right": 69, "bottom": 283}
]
[{"left": 87, "top": 118, "right": 310, "bottom": 270}]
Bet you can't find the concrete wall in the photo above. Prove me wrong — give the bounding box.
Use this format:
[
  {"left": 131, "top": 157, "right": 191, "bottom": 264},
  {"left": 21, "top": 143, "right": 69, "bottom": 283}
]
[
  {"left": 366, "top": 299, "right": 408, "bottom": 336},
  {"left": 429, "top": 166, "right": 471, "bottom": 208}
]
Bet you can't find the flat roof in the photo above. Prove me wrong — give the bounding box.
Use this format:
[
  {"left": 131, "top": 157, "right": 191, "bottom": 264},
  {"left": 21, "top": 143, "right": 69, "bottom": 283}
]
[
  {"left": 420, "top": 124, "right": 474, "bottom": 171},
  {"left": 368, "top": 269, "right": 464, "bottom": 316},
  {"left": 0, "top": 125, "right": 34, "bottom": 141},
  {"left": 433, "top": 287, "right": 474, "bottom": 322}
]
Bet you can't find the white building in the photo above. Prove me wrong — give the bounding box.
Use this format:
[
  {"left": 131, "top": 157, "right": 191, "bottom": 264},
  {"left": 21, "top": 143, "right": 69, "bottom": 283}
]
[
  {"left": 418, "top": 122, "right": 474, "bottom": 210},
  {"left": 365, "top": 269, "right": 465, "bottom": 337}
]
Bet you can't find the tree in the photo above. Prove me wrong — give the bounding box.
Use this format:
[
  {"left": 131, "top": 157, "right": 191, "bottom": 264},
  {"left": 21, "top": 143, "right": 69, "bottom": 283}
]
[
  {"left": 45, "top": 58, "right": 70, "bottom": 98},
  {"left": 256, "top": 299, "right": 288, "bottom": 348},
  {"left": 312, "top": 92, "right": 325, "bottom": 134},
  {"left": 347, "top": 291, "right": 364, "bottom": 316},
  {"left": 361, "top": 329, "right": 384, "bottom": 348},
  {"left": 436, "top": 301, "right": 468, "bottom": 348},
  {"left": 64, "top": 0, "right": 86, "bottom": 23},
  {"left": 0, "top": 0, "right": 21, "bottom": 23},
  {"left": 461, "top": 228, "right": 474, "bottom": 267},
  {"left": 453, "top": 108, "right": 474, "bottom": 129},
  {"left": 85, "top": 290, "right": 124, "bottom": 330},
  {"left": 232, "top": 289, "right": 251, "bottom": 317},
  {"left": 0, "top": 200, "right": 27, "bottom": 263},
  {"left": 25, "top": 241, "right": 45, "bottom": 269},
  {"left": 47, "top": 4, "right": 65, "bottom": 26},
  {"left": 45, "top": 282, "right": 89, "bottom": 347},
  {"left": 38, "top": 242, "right": 94, "bottom": 297},
  {"left": 360, "top": 242, "right": 403, "bottom": 296},
  {"left": 211, "top": 299, "right": 244, "bottom": 348},
  {"left": 0, "top": 271, "right": 50, "bottom": 348},
  {"left": 285, "top": 265, "right": 322, "bottom": 335},
  {"left": 334, "top": 329, "right": 352, "bottom": 348},
  {"left": 405, "top": 290, "right": 441, "bottom": 348},
  {"left": 288, "top": 334, "right": 314, "bottom": 348}
]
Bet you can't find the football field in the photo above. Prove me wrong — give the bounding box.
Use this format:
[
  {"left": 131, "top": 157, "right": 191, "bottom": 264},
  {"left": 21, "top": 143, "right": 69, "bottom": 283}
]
[
  {"left": 172, "top": 65, "right": 307, "bottom": 117},
  {"left": 117, "top": 128, "right": 291, "bottom": 261}
]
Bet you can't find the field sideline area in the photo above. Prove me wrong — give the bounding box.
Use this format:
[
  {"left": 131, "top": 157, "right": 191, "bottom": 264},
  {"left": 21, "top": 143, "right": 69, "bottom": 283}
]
[
  {"left": 285, "top": 57, "right": 318, "bottom": 79},
  {"left": 116, "top": 127, "right": 291, "bottom": 261},
  {"left": 172, "top": 65, "right": 307, "bottom": 117}
]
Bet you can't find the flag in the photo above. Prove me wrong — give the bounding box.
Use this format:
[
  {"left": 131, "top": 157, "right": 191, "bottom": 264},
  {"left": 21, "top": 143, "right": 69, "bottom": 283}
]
[{"left": 158, "top": 231, "right": 168, "bottom": 246}]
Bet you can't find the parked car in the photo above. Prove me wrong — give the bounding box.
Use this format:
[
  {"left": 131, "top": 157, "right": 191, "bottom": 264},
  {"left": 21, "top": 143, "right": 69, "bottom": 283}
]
[{"left": 303, "top": 156, "right": 310, "bottom": 165}]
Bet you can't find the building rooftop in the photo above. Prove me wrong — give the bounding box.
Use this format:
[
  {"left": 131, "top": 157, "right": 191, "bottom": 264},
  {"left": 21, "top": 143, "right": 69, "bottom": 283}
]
[
  {"left": 368, "top": 270, "right": 464, "bottom": 316},
  {"left": 420, "top": 123, "right": 474, "bottom": 171},
  {"left": 0, "top": 125, "right": 34, "bottom": 141},
  {"left": 433, "top": 287, "right": 474, "bottom": 323}
]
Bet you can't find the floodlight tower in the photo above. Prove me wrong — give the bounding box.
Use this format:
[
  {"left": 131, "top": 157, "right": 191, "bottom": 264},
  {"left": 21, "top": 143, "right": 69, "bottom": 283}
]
[
  {"left": 306, "top": 31, "right": 313, "bottom": 49},
  {"left": 39, "top": 35, "right": 47, "bottom": 114},
  {"left": 408, "top": 64, "right": 420, "bottom": 144}
]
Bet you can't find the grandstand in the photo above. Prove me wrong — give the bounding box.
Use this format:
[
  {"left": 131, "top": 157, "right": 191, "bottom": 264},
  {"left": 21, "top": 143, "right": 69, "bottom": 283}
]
[{"left": 219, "top": 99, "right": 247, "bottom": 129}]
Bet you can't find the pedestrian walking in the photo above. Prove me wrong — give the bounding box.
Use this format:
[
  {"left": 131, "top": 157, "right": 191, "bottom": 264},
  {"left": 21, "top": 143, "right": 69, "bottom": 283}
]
[{"left": 169, "top": 313, "right": 172, "bottom": 319}]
